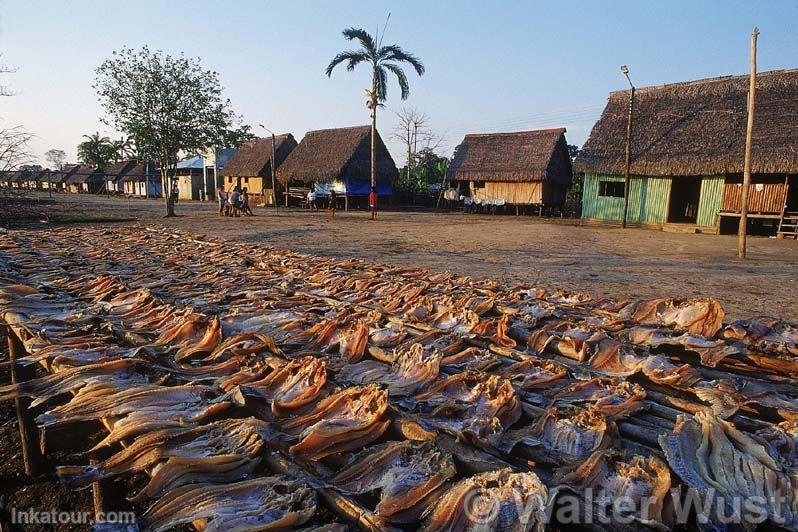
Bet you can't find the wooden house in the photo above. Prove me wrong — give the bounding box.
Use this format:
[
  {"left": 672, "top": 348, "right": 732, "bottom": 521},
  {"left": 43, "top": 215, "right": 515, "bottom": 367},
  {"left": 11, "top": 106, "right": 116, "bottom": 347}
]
[
  {"left": 576, "top": 69, "right": 798, "bottom": 236},
  {"left": 278, "top": 125, "right": 397, "bottom": 207},
  {"left": 65, "top": 165, "right": 104, "bottom": 194},
  {"left": 446, "top": 128, "right": 572, "bottom": 209},
  {"left": 121, "top": 162, "right": 161, "bottom": 197},
  {"left": 103, "top": 160, "right": 137, "bottom": 195},
  {"left": 221, "top": 136, "right": 296, "bottom": 204}
]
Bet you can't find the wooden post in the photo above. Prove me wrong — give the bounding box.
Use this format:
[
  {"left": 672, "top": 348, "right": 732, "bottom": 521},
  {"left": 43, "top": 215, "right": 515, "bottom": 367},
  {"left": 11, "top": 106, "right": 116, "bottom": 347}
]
[
  {"left": 738, "top": 27, "right": 759, "bottom": 259},
  {"left": 90, "top": 455, "right": 105, "bottom": 521},
  {"left": 7, "top": 328, "right": 43, "bottom": 477},
  {"left": 621, "top": 86, "right": 636, "bottom": 228},
  {"left": 271, "top": 133, "right": 278, "bottom": 212},
  {"left": 344, "top": 193, "right": 349, "bottom": 211}
]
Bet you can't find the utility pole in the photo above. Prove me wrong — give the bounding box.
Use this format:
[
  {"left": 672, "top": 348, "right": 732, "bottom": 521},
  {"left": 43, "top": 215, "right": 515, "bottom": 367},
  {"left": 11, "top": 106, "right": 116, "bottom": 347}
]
[
  {"left": 620, "top": 65, "right": 635, "bottom": 229},
  {"left": 738, "top": 27, "right": 759, "bottom": 259}
]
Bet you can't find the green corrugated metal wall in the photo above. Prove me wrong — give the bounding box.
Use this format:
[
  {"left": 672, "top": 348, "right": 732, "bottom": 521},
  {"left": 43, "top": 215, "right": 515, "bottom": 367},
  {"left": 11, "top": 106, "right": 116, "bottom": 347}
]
[
  {"left": 583, "top": 173, "right": 725, "bottom": 227},
  {"left": 582, "top": 174, "right": 671, "bottom": 224},
  {"left": 696, "top": 175, "right": 724, "bottom": 227}
]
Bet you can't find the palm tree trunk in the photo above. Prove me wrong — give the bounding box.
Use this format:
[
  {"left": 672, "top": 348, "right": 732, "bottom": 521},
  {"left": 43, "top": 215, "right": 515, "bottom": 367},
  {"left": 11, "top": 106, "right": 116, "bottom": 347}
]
[{"left": 371, "top": 107, "right": 376, "bottom": 189}]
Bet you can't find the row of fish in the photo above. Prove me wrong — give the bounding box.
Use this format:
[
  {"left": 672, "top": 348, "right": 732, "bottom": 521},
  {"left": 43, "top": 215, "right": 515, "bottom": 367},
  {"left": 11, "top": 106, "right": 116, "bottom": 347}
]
[{"left": 0, "top": 224, "right": 797, "bottom": 531}]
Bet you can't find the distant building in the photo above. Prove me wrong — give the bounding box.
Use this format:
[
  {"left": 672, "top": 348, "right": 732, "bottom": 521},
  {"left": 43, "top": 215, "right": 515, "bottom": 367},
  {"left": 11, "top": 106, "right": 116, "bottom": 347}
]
[
  {"left": 103, "top": 160, "right": 138, "bottom": 195},
  {"left": 576, "top": 69, "right": 798, "bottom": 237},
  {"left": 278, "top": 125, "right": 397, "bottom": 207},
  {"left": 65, "top": 165, "right": 104, "bottom": 194},
  {"left": 446, "top": 128, "right": 572, "bottom": 209},
  {"left": 120, "top": 162, "right": 161, "bottom": 197},
  {"left": 176, "top": 148, "right": 237, "bottom": 201},
  {"left": 221, "top": 138, "right": 295, "bottom": 204}
]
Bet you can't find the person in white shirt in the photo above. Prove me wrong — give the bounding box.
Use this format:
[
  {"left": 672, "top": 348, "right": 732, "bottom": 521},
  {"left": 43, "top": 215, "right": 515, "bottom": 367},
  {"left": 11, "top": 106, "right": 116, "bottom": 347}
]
[{"left": 307, "top": 189, "right": 317, "bottom": 210}]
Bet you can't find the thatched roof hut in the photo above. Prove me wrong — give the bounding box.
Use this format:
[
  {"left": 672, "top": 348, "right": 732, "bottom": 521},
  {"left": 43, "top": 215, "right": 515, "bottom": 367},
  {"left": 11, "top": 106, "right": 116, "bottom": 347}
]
[
  {"left": 278, "top": 126, "right": 397, "bottom": 195},
  {"left": 576, "top": 69, "right": 798, "bottom": 234},
  {"left": 222, "top": 135, "right": 296, "bottom": 182},
  {"left": 446, "top": 128, "right": 572, "bottom": 206},
  {"left": 576, "top": 69, "right": 798, "bottom": 176}
]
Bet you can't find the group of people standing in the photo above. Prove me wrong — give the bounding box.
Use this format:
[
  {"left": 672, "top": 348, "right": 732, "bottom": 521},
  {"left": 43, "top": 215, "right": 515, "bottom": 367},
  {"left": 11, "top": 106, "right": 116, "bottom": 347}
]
[
  {"left": 306, "top": 187, "right": 379, "bottom": 220},
  {"left": 217, "top": 186, "right": 255, "bottom": 217}
]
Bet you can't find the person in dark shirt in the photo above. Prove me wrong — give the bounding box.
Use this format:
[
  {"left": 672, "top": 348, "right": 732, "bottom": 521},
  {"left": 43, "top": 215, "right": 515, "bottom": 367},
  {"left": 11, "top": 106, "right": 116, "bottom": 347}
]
[{"left": 328, "top": 190, "right": 337, "bottom": 220}]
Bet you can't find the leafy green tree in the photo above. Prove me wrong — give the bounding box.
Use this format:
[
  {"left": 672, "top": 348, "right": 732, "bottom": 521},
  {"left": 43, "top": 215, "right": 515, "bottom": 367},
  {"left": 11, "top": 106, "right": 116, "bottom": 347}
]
[
  {"left": 77, "top": 132, "right": 114, "bottom": 169},
  {"left": 220, "top": 124, "right": 256, "bottom": 149},
  {"left": 95, "top": 46, "right": 239, "bottom": 216},
  {"left": 110, "top": 137, "right": 136, "bottom": 161},
  {"left": 326, "top": 27, "right": 424, "bottom": 188}
]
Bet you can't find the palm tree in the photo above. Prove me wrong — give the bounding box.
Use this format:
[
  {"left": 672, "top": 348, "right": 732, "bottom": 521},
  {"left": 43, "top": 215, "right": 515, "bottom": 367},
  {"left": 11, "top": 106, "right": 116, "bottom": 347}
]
[
  {"left": 110, "top": 136, "right": 136, "bottom": 162},
  {"left": 77, "top": 132, "right": 113, "bottom": 169},
  {"left": 326, "top": 27, "right": 424, "bottom": 188}
]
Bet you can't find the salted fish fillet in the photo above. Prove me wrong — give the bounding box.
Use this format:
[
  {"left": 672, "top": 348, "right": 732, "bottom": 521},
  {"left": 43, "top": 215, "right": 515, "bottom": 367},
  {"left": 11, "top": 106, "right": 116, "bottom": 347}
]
[
  {"left": 149, "top": 313, "right": 221, "bottom": 360},
  {"left": 500, "top": 406, "right": 610, "bottom": 462},
  {"left": 659, "top": 411, "right": 797, "bottom": 531},
  {"left": 141, "top": 476, "right": 317, "bottom": 532},
  {"left": 336, "top": 342, "right": 440, "bottom": 396},
  {"left": 35, "top": 384, "right": 220, "bottom": 428},
  {"left": 550, "top": 377, "right": 646, "bottom": 420},
  {"left": 57, "top": 417, "right": 267, "bottom": 487},
  {"left": 498, "top": 356, "right": 569, "bottom": 391},
  {"left": 281, "top": 384, "right": 389, "bottom": 461},
  {"left": 626, "top": 326, "right": 741, "bottom": 367},
  {"left": 407, "top": 371, "right": 520, "bottom": 448},
  {"left": 553, "top": 449, "right": 672, "bottom": 530},
  {"left": 239, "top": 356, "right": 327, "bottom": 416},
  {"left": 0, "top": 358, "right": 144, "bottom": 407},
  {"left": 331, "top": 440, "right": 456, "bottom": 519},
  {"left": 470, "top": 315, "right": 517, "bottom": 348},
  {"left": 618, "top": 297, "right": 725, "bottom": 337},
  {"left": 423, "top": 468, "right": 548, "bottom": 532}
]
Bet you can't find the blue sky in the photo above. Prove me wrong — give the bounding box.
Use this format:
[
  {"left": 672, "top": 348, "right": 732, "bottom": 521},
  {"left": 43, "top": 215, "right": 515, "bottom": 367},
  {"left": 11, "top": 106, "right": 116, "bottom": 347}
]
[{"left": 1, "top": 0, "right": 796, "bottom": 166}]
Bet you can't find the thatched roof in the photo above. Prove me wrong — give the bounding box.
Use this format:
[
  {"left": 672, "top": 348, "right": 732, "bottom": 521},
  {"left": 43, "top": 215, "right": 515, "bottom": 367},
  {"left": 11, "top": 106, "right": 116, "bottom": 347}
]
[
  {"left": 576, "top": 69, "right": 798, "bottom": 176},
  {"left": 104, "top": 160, "right": 137, "bottom": 180},
  {"left": 120, "top": 162, "right": 158, "bottom": 182},
  {"left": 66, "top": 165, "right": 102, "bottom": 184},
  {"left": 447, "top": 128, "right": 572, "bottom": 183},
  {"left": 221, "top": 135, "right": 297, "bottom": 178},
  {"left": 278, "top": 126, "right": 398, "bottom": 184}
]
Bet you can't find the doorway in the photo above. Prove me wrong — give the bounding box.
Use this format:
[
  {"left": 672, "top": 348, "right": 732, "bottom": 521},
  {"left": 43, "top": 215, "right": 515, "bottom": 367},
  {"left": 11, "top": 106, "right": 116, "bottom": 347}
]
[{"left": 668, "top": 177, "right": 701, "bottom": 223}]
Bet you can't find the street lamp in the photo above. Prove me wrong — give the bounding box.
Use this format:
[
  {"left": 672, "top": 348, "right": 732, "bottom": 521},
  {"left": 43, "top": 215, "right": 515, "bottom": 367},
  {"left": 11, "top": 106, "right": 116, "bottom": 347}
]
[
  {"left": 258, "top": 124, "right": 278, "bottom": 211},
  {"left": 620, "top": 65, "right": 635, "bottom": 229}
]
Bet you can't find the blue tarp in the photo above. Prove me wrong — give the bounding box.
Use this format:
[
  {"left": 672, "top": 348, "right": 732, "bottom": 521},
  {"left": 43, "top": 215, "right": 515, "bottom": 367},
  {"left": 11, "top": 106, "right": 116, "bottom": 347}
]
[{"left": 314, "top": 178, "right": 392, "bottom": 197}]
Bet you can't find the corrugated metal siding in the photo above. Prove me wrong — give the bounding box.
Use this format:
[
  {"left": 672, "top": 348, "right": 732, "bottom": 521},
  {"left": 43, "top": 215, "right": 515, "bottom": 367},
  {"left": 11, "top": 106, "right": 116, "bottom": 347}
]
[
  {"left": 582, "top": 174, "right": 671, "bottom": 224},
  {"left": 697, "top": 175, "right": 724, "bottom": 227}
]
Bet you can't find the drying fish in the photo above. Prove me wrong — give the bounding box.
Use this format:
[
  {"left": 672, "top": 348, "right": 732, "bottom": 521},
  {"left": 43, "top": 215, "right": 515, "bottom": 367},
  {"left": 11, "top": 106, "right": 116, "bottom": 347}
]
[
  {"left": 150, "top": 313, "right": 221, "bottom": 360},
  {"left": 721, "top": 317, "right": 798, "bottom": 357},
  {"left": 0, "top": 358, "right": 144, "bottom": 407},
  {"left": 553, "top": 449, "right": 672, "bottom": 531},
  {"left": 626, "top": 325, "right": 741, "bottom": 367},
  {"left": 500, "top": 406, "right": 611, "bottom": 463},
  {"left": 471, "top": 316, "right": 517, "bottom": 348},
  {"left": 35, "top": 384, "right": 223, "bottom": 428},
  {"left": 618, "top": 297, "right": 725, "bottom": 337},
  {"left": 331, "top": 440, "right": 456, "bottom": 521},
  {"left": 423, "top": 468, "right": 548, "bottom": 532},
  {"left": 281, "top": 384, "right": 390, "bottom": 461},
  {"left": 336, "top": 342, "right": 440, "bottom": 396},
  {"left": 407, "top": 371, "right": 520, "bottom": 448},
  {"left": 57, "top": 418, "right": 266, "bottom": 490},
  {"left": 498, "top": 356, "right": 570, "bottom": 391},
  {"left": 550, "top": 377, "right": 646, "bottom": 420},
  {"left": 440, "top": 346, "right": 501, "bottom": 372},
  {"left": 695, "top": 378, "right": 798, "bottom": 420},
  {"left": 201, "top": 332, "right": 282, "bottom": 363},
  {"left": 660, "top": 412, "right": 797, "bottom": 531},
  {"left": 239, "top": 356, "right": 327, "bottom": 416},
  {"left": 141, "top": 476, "right": 317, "bottom": 532},
  {"left": 338, "top": 320, "right": 370, "bottom": 362},
  {"left": 429, "top": 308, "right": 480, "bottom": 333}
]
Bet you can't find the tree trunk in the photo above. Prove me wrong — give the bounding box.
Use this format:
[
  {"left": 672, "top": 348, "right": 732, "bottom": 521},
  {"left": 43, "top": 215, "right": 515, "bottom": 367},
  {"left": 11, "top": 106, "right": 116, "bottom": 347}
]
[
  {"left": 371, "top": 102, "right": 377, "bottom": 189},
  {"left": 162, "top": 168, "right": 175, "bottom": 217}
]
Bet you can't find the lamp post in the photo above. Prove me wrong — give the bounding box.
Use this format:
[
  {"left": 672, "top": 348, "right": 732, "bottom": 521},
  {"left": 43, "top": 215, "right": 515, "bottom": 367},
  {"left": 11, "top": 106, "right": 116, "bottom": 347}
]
[
  {"left": 258, "top": 124, "right": 278, "bottom": 211},
  {"left": 620, "top": 65, "right": 635, "bottom": 229}
]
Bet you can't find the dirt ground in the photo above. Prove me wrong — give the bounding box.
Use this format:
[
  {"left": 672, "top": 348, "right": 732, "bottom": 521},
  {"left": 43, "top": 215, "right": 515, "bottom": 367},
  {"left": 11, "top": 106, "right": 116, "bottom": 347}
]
[{"left": 2, "top": 191, "right": 796, "bottom": 321}]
